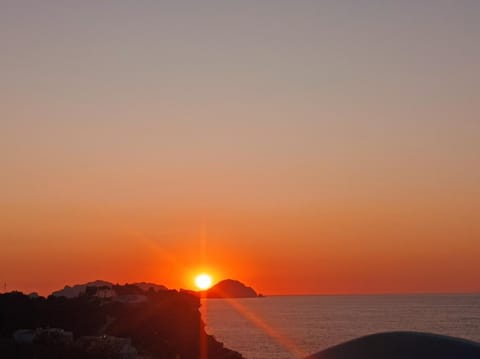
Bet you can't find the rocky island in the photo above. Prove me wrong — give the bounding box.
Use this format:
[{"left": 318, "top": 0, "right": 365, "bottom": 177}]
[{"left": 203, "top": 279, "right": 261, "bottom": 298}]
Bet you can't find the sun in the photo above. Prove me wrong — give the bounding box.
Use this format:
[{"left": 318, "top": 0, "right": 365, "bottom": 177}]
[{"left": 195, "top": 273, "right": 213, "bottom": 290}]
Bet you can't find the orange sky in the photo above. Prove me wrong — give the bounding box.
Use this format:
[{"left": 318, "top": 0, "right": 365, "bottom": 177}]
[
  {"left": 1, "top": 1, "right": 480, "bottom": 296},
  {"left": 2, "top": 193, "right": 479, "bottom": 295}
]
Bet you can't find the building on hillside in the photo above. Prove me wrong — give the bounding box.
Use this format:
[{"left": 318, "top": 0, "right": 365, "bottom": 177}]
[
  {"left": 13, "top": 329, "right": 36, "bottom": 344},
  {"left": 13, "top": 328, "right": 73, "bottom": 345}
]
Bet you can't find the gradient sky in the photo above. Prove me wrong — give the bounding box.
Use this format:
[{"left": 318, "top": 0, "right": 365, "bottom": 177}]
[{"left": 1, "top": 0, "right": 479, "bottom": 295}]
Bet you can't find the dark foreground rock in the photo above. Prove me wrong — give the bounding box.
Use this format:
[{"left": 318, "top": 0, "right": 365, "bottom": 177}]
[
  {"left": 305, "top": 331, "right": 480, "bottom": 359},
  {"left": 0, "top": 288, "right": 244, "bottom": 359}
]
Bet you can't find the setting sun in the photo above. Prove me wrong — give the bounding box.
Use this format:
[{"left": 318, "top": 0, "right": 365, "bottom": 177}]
[{"left": 195, "top": 274, "right": 213, "bottom": 290}]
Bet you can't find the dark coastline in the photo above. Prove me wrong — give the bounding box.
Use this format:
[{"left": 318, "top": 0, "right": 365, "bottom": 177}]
[{"left": 0, "top": 288, "right": 244, "bottom": 359}]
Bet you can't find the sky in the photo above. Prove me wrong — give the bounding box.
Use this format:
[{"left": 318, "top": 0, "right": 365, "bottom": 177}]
[{"left": 1, "top": 0, "right": 479, "bottom": 296}]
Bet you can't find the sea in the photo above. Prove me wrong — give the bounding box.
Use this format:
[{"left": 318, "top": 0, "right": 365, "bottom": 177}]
[{"left": 203, "top": 294, "right": 480, "bottom": 359}]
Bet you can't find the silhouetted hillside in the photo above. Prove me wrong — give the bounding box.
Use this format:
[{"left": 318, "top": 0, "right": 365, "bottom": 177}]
[
  {"left": 0, "top": 288, "right": 243, "bottom": 359},
  {"left": 51, "top": 280, "right": 167, "bottom": 298}
]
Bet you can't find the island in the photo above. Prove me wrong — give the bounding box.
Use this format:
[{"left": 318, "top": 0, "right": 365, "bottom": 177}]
[{"left": 203, "top": 279, "right": 261, "bottom": 298}]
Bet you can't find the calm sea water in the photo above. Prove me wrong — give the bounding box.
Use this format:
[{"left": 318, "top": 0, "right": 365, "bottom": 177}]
[{"left": 203, "top": 294, "right": 480, "bottom": 359}]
